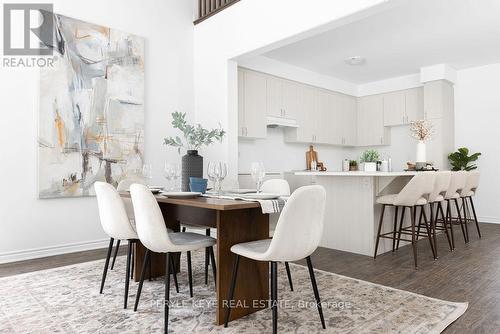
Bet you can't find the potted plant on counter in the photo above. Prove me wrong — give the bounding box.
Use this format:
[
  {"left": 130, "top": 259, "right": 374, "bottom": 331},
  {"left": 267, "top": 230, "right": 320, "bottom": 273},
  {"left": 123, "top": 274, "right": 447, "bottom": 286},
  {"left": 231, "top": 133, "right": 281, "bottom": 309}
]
[
  {"left": 349, "top": 160, "right": 358, "bottom": 171},
  {"left": 360, "top": 150, "right": 380, "bottom": 172},
  {"left": 448, "top": 147, "right": 481, "bottom": 171},
  {"left": 164, "top": 112, "right": 225, "bottom": 191}
]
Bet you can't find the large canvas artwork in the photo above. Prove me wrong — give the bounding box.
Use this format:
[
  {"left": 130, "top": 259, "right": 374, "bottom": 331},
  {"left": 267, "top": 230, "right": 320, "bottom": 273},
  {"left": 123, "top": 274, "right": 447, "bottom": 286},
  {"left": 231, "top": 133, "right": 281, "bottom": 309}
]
[{"left": 38, "top": 14, "right": 145, "bottom": 198}]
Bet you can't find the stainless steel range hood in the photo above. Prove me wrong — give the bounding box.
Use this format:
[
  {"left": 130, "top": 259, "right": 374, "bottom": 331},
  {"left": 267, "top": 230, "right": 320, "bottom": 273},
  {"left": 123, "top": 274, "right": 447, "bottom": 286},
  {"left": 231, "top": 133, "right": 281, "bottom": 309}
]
[{"left": 266, "top": 116, "right": 299, "bottom": 128}]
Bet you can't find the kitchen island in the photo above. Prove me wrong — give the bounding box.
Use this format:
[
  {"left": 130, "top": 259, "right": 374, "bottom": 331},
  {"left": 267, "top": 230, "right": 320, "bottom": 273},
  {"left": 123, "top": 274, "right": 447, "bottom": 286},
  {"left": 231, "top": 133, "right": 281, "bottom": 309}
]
[{"left": 284, "top": 171, "right": 418, "bottom": 256}]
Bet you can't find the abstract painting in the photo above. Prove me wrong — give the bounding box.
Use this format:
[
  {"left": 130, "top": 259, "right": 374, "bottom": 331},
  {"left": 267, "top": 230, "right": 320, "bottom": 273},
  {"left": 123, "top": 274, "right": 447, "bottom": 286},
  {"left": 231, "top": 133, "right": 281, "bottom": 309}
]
[{"left": 38, "top": 14, "right": 145, "bottom": 198}]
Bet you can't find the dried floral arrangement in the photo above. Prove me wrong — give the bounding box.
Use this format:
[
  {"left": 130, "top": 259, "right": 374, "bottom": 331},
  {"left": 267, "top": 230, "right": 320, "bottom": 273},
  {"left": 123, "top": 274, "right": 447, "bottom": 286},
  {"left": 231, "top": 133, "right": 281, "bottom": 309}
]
[{"left": 410, "top": 120, "right": 434, "bottom": 142}]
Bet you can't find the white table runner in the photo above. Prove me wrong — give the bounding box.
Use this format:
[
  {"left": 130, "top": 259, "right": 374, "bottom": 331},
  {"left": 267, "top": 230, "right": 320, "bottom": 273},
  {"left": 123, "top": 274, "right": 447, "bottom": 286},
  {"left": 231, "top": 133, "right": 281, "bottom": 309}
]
[{"left": 202, "top": 193, "right": 287, "bottom": 214}]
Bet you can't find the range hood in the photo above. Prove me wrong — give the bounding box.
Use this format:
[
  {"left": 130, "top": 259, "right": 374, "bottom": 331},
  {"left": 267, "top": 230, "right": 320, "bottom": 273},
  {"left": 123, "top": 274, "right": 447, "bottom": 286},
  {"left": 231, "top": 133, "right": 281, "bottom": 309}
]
[{"left": 266, "top": 116, "right": 299, "bottom": 128}]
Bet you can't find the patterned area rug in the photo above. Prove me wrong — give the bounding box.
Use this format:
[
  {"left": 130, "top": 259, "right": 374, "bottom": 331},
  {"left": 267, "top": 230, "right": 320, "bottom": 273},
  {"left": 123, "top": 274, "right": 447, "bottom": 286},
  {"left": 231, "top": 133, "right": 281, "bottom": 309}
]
[{"left": 0, "top": 250, "right": 467, "bottom": 333}]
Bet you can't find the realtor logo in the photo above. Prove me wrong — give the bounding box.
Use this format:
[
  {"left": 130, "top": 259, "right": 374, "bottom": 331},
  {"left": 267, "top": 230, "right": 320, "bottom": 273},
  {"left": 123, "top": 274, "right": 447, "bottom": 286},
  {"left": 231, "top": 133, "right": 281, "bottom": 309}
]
[{"left": 3, "top": 3, "right": 53, "bottom": 56}]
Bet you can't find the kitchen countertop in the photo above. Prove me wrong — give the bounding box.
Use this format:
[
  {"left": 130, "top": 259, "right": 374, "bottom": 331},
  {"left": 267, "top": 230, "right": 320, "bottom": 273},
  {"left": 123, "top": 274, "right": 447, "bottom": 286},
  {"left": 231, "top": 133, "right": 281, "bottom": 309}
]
[{"left": 293, "top": 171, "right": 419, "bottom": 177}]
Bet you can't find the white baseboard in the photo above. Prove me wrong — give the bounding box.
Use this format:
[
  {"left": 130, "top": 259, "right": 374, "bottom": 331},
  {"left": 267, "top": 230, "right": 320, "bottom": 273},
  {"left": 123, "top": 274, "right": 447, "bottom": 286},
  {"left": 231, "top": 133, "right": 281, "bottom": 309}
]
[
  {"left": 0, "top": 239, "right": 111, "bottom": 264},
  {"left": 478, "top": 216, "right": 500, "bottom": 224}
]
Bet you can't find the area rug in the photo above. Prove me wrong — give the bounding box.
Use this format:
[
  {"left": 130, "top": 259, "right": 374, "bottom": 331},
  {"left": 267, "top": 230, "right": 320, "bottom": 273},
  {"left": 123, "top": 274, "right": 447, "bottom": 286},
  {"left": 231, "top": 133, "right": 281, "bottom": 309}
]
[{"left": 0, "top": 250, "right": 467, "bottom": 333}]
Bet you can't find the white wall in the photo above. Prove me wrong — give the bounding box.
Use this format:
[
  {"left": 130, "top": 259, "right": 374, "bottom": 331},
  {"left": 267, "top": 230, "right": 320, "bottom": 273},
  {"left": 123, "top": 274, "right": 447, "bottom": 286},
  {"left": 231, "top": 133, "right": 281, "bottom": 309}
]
[
  {"left": 0, "top": 0, "right": 195, "bottom": 262},
  {"left": 455, "top": 63, "right": 500, "bottom": 223}
]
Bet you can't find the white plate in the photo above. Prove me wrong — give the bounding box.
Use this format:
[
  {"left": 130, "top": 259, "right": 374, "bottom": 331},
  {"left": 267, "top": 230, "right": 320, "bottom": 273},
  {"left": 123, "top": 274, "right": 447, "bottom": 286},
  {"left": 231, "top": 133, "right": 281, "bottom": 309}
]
[
  {"left": 226, "top": 188, "right": 258, "bottom": 194},
  {"left": 241, "top": 193, "right": 280, "bottom": 200},
  {"left": 148, "top": 185, "right": 164, "bottom": 190},
  {"left": 160, "top": 191, "right": 202, "bottom": 199}
]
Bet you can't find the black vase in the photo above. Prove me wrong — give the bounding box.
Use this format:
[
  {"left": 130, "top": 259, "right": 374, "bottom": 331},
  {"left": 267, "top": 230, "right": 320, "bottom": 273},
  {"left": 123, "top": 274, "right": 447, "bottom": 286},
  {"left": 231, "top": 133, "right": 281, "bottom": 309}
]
[{"left": 181, "top": 150, "right": 203, "bottom": 191}]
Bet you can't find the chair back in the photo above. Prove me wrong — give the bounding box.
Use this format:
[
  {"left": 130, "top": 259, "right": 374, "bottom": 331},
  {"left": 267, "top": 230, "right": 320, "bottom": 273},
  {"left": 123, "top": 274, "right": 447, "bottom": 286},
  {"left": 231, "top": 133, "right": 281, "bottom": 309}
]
[
  {"left": 461, "top": 171, "right": 480, "bottom": 197},
  {"left": 265, "top": 185, "right": 326, "bottom": 261},
  {"left": 130, "top": 184, "right": 174, "bottom": 253},
  {"left": 394, "top": 172, "right": 436, "bottom": 206},
  {"left": 260, "top": 179, "right": 291, "bottom": 196},
  {"left": 117, "top": 176, "right": 146, "bottom": 191},
  {"left": 445, "top": 171, "right": 467, "bottom": 199},
  {"left": 94, "top": 182, "right": 137, "bottom": 240},
  {"left": 428, "top": 171, "right": 452, "bottom": 203}
]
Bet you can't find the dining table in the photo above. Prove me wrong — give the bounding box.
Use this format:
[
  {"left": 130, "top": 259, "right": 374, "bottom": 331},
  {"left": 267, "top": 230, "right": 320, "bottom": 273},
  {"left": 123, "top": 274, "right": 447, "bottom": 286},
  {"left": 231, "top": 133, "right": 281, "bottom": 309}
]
[{"left": 120, "top": 192, "right": 270, "bottom": 325}]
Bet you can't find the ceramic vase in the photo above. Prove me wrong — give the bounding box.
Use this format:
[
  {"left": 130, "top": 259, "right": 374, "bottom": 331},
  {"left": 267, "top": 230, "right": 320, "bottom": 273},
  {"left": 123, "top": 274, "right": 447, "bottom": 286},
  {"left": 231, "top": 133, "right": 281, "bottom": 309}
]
[{"left": 181, "top": 150, "right": 203, "bottom": 192}]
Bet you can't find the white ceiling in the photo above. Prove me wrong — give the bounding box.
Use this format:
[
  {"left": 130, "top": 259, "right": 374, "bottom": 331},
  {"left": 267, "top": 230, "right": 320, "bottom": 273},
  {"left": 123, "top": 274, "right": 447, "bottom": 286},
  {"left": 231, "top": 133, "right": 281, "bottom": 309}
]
[{"left": 263, "top": 0, "right": 500, "bottom": 84}]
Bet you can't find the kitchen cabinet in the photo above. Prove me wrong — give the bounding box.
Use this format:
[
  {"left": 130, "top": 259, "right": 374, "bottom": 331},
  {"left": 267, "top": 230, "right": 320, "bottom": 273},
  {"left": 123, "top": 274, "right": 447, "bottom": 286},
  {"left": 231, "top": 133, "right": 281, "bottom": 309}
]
[
  {"left": 341, "top": 95, "right": 357, "bottom": 146},
  {"left": 423, "top": 80, "right": 453, "bottom": 120},
  {"left": 383, "top": 87, "right": 424, "bottom": 126},
  {"left": 267, "top": 77, "right": 299, "bottom": 118},
  {"left": 405, "top": 87, "right": 423, "bottom": 123},
  {"left": 238, "top": 69, "right": 267, "bottom": 139},
  {"left": 285, "top": 85, "right": 317, "bottom": 143},
  {"left": 357, "top": 94, "right": 390, "bottom": 146}
]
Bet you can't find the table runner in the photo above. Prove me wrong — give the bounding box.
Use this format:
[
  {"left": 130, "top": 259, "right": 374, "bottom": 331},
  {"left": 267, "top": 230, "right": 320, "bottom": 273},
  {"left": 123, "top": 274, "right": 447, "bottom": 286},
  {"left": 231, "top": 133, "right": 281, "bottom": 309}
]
[{"left": 202, "top": 193, "right": 287, "bottom": 214}]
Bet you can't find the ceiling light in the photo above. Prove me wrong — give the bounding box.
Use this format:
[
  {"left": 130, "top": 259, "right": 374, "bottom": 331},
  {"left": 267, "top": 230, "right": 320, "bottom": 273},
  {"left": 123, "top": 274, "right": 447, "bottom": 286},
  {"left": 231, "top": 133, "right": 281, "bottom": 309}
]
[{"left": 345, "top": 56, "right": 366, "bottom": 66}]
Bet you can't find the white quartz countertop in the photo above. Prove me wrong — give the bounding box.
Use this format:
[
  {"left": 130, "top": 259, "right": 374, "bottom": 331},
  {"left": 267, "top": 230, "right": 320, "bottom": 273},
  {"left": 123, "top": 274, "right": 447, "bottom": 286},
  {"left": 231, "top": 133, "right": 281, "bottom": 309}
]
[{"left": 293, "top": 171, "right": 418, "bottom": 177}]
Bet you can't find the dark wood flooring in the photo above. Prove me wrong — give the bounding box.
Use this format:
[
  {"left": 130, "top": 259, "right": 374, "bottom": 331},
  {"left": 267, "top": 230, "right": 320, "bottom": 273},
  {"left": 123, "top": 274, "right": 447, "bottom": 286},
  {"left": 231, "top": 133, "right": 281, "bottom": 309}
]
[{"left": 1, "top": 223, "right": 499, "bottom": 333}]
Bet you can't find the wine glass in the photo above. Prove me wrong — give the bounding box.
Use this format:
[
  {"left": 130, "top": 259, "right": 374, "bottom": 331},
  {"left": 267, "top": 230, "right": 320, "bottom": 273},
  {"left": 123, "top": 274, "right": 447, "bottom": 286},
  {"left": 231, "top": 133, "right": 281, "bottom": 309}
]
[
  {"left": 163, "top": 162, "right": 175, "bottom": 190},
  {"left": 172, "top": 163, "right": 181, "bottom": 191},
  {"left": 215, "top": 162, "right": 228, "bottom": 197},
  {"left": 142, "top": 164, "right": 153, "bottom": 185},
  {"left": 250, "top": 162, "right": 266, "bottom": 193},
  {"left": 207, "top": 162, "right": 217, "bottom": 192}
]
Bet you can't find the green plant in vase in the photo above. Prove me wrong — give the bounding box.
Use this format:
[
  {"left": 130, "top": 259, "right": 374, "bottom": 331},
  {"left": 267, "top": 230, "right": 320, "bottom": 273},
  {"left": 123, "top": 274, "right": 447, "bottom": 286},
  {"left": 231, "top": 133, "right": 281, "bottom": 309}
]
[
  {"left": 360, "top": 150, "right": 380, "bottom": 172},
  {"left": 448, "top": 147, "right": 481, "bottom": 171},
  {"left": 349, "top": 160, "right": 358, "bottom": 171}
]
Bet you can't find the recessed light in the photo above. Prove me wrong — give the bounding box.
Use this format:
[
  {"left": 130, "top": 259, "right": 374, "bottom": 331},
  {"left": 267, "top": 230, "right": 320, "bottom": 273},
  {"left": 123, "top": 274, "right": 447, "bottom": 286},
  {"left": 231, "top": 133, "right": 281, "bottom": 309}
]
[{"left": 345, "top": 56, "right": 366, "bottom": 66}]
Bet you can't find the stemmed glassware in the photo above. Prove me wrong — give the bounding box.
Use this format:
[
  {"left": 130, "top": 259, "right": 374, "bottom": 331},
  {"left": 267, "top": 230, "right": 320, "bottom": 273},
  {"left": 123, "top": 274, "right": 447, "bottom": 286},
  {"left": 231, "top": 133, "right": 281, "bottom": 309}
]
[
  {"left": 163, "top": 162, "right": 180, "bottom": 191},
  {"left": 208, "top": 161, "right": 227, "bottom": 197},
  {"left": 250, "top": 162, "right": 266, "bottom": 193},
  {"left": 142, "top": 164, "right": 153, "bottom": 185}
]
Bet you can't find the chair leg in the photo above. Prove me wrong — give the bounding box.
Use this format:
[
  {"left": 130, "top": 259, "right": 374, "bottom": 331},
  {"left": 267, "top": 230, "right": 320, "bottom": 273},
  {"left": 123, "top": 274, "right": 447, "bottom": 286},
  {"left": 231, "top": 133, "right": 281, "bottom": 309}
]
[
  {"left": 205, "top": 229, "right": 210, "bottom": 285},
  {"left": 169, "top": 253, "right": 179, "bottom": 293},
  {"left": 392, "top": 206, "right": 399, "bottom": 252},
  {"left": 100, "top": 238, "right": 114, "bottom": 294},
  {"left": 430, "top": 203, "right": 437, "bottom": 257},
  {"left": 469, "top": 197, "right": 482, "bottom": 238},
  {"left": 284, "top": 262, "right": 294, "bottom": 292},
  {"left": 446, "top": 200, "right": 455, "bottom": 249},
  {"left": 454, "top": 199, "right": 468, "bottom": 243},
  {"left": 306, "top": 256, "right": 326, "bottom": 329},
  {"left": 148, "top": 257, "right": 152, "bottom": 281},
  {"left": 134, "top": 249, "right": 151, "bottom": 311},
  {"left": 111, "top": 239, "right": 120, "bottom": 270},
  {"left": 271, "top": 261, "right": 278, "bottom": 334},
  {"left": 396, "top": 207, "right": 406, "bottom": 250},
  {"left": 461, "top": 198, "right": 471, "bottom": 243},
  {"left": 374, "top": 204, "right": 386, "bottom": 259},
  {"left": 187, "top": 251, "right": 193, "bottom": 298},
  {"left": 164, "top": 252, "right": 171, "bottom": 334},
  {"left": 124, "top": 240, "right": 133, "bottom": 309},
  {"left": 410, "top": 207, "right": 418, "bottom": 269},
  {"left": 182, "top": 226, "right": 186, "bottom": 233},
  {"left": 131, "top": 244, "right": 135, "bottom": 280},
  {"left": 224, "top": 255, "right": 240, "bottom": 328},
  {"left": 421, "top": 207, "right": 436, "bottom": 259},
  {"left": 416, "top": 207, "right": 424, "bottom": 240},
  {"left": 438, "top": 202, "right": 453, "bottom": 251},
  {"left": 209, "top": 246, "right": 217, "bottom": 290}
]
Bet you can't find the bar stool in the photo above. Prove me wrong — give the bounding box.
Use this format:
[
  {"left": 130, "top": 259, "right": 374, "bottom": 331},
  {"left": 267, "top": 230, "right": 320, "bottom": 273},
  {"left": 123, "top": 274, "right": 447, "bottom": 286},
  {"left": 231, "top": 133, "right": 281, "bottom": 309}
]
[
  {"left": 460, "top": 171, "right": 481, "bottom": 239},
  {"left": 130, "top": 184, "right": 216, "bottom": 333},
  {"left": 374, "top": 172, "right": 436, "bottom": 269},
  {"left": 261, "top": 179, "right": 294, "bottom": 291},
  {"left": 443, "top": 171, "right": 468, "bottom": 246},
  {"left": 225, "top": 185, "right": 327, "bottom": 333},
  {"left": 423, "top": 171, "right": 453, "bottom": 257}
]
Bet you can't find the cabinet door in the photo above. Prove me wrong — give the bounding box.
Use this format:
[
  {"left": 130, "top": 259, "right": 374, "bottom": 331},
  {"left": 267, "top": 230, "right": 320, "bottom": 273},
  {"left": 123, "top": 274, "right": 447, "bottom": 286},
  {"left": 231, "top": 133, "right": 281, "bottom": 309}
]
[
  {"left": 243, "top": 71, "right": 267, "bottom": 138},
  {"left": 357, "top": 95, "right": 384, "bottom": 146},
  {"left": 405, "top": 87, "right": 423, "bottom": 123},
  {"left": 295, "top": 85, "right": 317, "bottom": 143},
  {"left": 282, "top": 80, "right": 299, "bottom": 119},
  {"left": 328, "top": 92, "right": 344, "bottom": 145},
  {"left": 315, "top": 90, "right": 331, "bottom": 144},
  {"left": 383, "top": 91, "right": 405, "bottom": 126},
  {"left": 266, "top": 77, "right": 283, "bottom": 117},
  {"left": 342, "top": 95, "right": 357, "bottom": 146}
]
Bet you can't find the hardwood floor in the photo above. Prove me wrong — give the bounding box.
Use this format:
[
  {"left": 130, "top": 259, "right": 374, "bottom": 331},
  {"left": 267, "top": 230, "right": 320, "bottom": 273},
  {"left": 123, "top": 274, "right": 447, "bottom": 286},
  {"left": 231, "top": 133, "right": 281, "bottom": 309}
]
[{"left": 1, "top": 223, "right": 499, "bottom": 332}]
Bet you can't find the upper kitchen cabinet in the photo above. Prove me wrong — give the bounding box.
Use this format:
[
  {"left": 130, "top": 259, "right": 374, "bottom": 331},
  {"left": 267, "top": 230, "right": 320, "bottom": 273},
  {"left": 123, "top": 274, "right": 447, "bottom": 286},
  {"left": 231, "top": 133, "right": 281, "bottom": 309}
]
[
  {"left": 284, "top": 85, "right": 317, "bottom": 143},
  {"left": 357, "top": 94, "right": 390, "bottom": 146},
  {"left": 267, "top": 76, "right": 300, "bottom": 118},
  {"left": 382, "top": 87, "right": 424, "bottom": 126},
  {"left": 238, "top": 69, "right": 267, "bottom": 139},
  {"left": 341, "top": 94, "right": 357, "bottom": 146},
  {"left": 405, "top": 87, "right": 424, "bottom": 123},
  {"left": 423, "top": 80, "right": 454, "bottom": 120}
]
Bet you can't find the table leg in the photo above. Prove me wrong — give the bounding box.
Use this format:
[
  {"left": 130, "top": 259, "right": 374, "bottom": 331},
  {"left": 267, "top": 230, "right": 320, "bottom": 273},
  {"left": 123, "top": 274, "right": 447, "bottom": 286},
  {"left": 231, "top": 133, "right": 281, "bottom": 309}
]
[{"left": 216, "top": 208, "right": 269, "bottom": 325}]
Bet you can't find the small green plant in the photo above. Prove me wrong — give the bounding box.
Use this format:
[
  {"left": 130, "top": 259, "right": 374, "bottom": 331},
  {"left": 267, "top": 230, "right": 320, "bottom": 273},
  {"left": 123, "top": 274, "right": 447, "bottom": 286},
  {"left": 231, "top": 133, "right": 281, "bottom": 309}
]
[
  {"left": 448, "top": 147, "right": 481, "bottom": 171},
  {"left": 349, "top": 160, "right": 358, "bottom": 167},
  {"left": 360, "top": 150, "right": 380, "bottom": 163},
  {"left": 164, "top": 112, "right": 225, "bottom": 153}
]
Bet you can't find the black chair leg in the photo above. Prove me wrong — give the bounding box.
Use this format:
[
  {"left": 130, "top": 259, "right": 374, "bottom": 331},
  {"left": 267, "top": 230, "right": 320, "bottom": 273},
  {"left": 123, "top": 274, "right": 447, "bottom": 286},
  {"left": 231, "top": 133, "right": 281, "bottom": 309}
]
[
  {"left": 134, "top": 249, "right": 151, "bottom": 311},
  {"left": 187, "top": 251, "right": 193, "bottom": 298},
  {"left": 284, "top": 262, "right": 294, "bottom": 292},
  {"left": 374, "top": 204, "right": 386, "bottom": 259},
  {"left": 124, "top": 240, "right": 133, "bottom": 309},
  {"left": 111, "top": 239, "right": 120, "bottom": 270},
  {"left": 469, "top": 197, "right": 482, "bottom": 238},
  {"left": 454, "top": 199, "right": 468, "bottom": 243},
  {"left": 209, "top": 246, "right": 217, "bottom": 289},
  {"left": 205, "top": 229, "right": 210, "bottom": 285},
  {"left": 410, "top": 207, "right": 418, "bottom": 269},
  {"left": 446, "top": 200, "right": 455, "bottom": 249},
  {"left": 396, "top": 207, "right": 406, "bottom": 250},
  {"left": 164, "top": 252, "right": 171, "bottom": 334},
  {"left": 100, "top": 238, "right": 114, "bottom": 294},
  {"left": 438, "top": 202, "right": 453, "bottom": 251},
  {"left": 306, "top": 256, "right": 326, "bottom": 329},
  {"left": 421, "top": 207, "right": 436, "bottom": 259},
  {"left": 430, "top": 203, "right": 437, "bottom": 257},
  {"left": 271, "top": 261, "right": 278, "bottom": 334},
  {"left": 224, "top": 255, "right": 240, "bottom": 328},
  {"left": 169, "top": 253, "right": 179, "bottom": 293},
  {"left": 461, "top": 198, "right": 471, "bottom": 243},
  {"left": 131, "top": 244, "right": 135, "bottom": 280},
  {"left": 392, "top": 206, "right": 399, "bottom": 252}
]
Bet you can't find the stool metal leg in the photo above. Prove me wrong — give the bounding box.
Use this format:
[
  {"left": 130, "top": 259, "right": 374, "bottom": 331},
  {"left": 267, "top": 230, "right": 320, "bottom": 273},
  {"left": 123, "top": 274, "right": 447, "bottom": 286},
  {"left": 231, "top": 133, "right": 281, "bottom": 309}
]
[
  {"left": 100, "top": 238, "right": 114, "bottom": 294},
  {"left": 306, "top": 256, "right": 326, "bottom": 329},
  {"left": 111, "top": 239, "right": 120, "bottom": 270},
  {"left": 438, "top": 202, "right": 453, "bottom": 251},
  {"left": 454, "top": 199, "right": 468, "bottom": 243},
  {"left": 187, "top": 251, "right": 193, "bottom": 298},
  {"left": 411, "top": 206, "right": 418, "bottom": 269},
  {"left": 134, "top": 249, "right": 151, "bottom": 311},
  {"left": 421, "top": 207, "right": 436, "bottom": 259},
  {"left": 396, "top": 207, "right": 406, "bottom": 250},
  {"left": 445, "top": 200, "right": 455, "bottom": 249},
  {"left": 169, "top": 253, "right": 179, "bottom": 293},
  {"left": 469, "top": 197, "right": 482, "bottom": 238},
  {"left": 392, "top": 206, "right": 399, "bottom": 252},
  {"left": 374, "top": 204, "right": 386, "bottom": 259},
  {"left": 284, "top": 262, "right": 294, "bottom": 292},
  {"left": 124, "top": 240, "right": 133, "bottom": 309},
  {"left": 224, "top": 255, "right": 240, "bottom": 328}
]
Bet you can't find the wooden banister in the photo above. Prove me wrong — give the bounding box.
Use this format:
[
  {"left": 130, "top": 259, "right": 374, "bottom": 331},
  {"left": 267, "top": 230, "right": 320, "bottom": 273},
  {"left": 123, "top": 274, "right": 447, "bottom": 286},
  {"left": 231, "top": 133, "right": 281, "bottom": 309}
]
[{"left": 194, "top": 0, "right": 241, "bottom": 25}]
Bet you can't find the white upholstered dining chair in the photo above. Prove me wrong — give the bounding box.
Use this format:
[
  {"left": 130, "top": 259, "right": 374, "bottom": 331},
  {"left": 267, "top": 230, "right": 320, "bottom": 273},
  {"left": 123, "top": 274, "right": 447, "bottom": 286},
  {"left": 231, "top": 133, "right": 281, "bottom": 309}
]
[
  {"left": 224, "top": 185, "right": 327, "bottom": 333},
  {"left": 130, "top": 184, "right": 216, "bottom": 333}
]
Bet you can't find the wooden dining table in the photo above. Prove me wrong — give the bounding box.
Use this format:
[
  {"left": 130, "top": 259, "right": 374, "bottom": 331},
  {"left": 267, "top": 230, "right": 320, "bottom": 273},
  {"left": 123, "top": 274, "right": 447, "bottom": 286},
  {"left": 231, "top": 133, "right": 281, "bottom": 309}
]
[{"left": 120, "top": 193, "right": 270, "bottom": 325}]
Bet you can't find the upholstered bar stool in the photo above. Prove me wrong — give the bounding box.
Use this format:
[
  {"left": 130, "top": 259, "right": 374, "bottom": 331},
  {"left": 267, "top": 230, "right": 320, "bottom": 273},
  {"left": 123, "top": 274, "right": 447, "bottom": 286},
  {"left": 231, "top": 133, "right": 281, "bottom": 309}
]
[
  {"left": 423, "top": 171, "right": 453, "bottom": 257},
  {"left": 225, "top": 185, "right": 327, "bottom": 334},
  {"left": 260, "top": 179, "right": 294, "bottom": 291},
  {"left": 443, "top": 171, "right": 468, "bottom": 246},
  {"left": 459, "top": 171, "right": 481, "bottom": 239},
  {"left": 374, "top": 172, "right": 436, "bottom": 268},
  {"left": 130, "top": 184, "right": 216, "bottom": 333}
]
